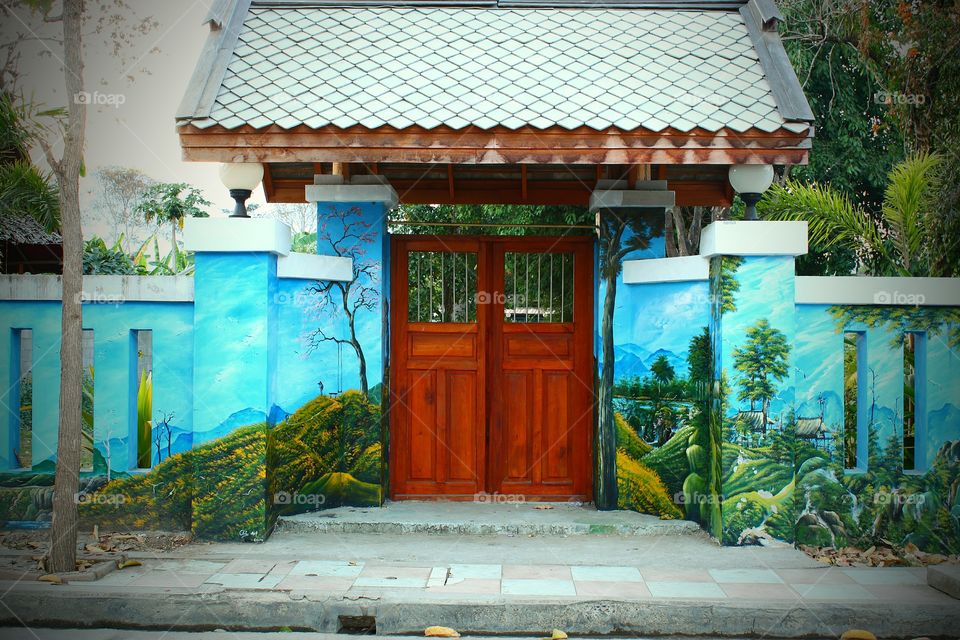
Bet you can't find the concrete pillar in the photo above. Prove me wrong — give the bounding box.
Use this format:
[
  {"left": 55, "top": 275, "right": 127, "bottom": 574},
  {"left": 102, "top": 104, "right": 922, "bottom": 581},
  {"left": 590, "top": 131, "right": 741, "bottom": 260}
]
[
  {"left": 589, "top": 180, "right": 673, "bottom": 510},
  {"left": 701, "top": 220, "right": 807, "bottom": 543},
  {"left": 184, "top": 217, "right": 291, "bottom": 541}
]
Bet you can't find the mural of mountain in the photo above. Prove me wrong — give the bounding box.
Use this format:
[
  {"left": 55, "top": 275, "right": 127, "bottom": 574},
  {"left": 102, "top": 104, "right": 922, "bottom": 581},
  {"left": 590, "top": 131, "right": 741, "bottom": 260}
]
[
  {"left": 614, "top": 346, "right": 649, "bottom": 380},
  {"left": 202, "top": 407, "right": 268, "bottom": 442},
  {"left": 642, "top": 348, "right": 687, "bottom": 377}
]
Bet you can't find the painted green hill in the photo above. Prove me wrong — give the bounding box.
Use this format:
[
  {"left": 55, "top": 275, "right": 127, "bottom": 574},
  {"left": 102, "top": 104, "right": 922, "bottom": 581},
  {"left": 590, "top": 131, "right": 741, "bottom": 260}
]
[
  {"left": 641, "top": 424, "right": 696, "bottom": 497},
  {"left": 79, "top": 422, "right": 267, "bottom": 540},
  {"left": 722, "top": 456, "right": 793, "bottom": 497},
  {"left": 268, "top": 390, "right": 382, "bottom": 516},
  {"left": 617, "top": 451, "right": 682, "bottom": 519},
  {"left": 616, "top": 413, "right": 653, "bottom": 459}
]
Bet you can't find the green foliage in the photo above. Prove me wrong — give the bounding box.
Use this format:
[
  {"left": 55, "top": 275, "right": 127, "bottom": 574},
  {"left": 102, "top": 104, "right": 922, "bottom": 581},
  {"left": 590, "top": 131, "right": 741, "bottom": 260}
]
[
  {"left": 829, "top": 305, "right": 960, "bottom": 352},
  {"left": 649, "top": 354, "right": 675, "bottom": 385},
  {"left": 80, "top": 367, "right": 94, "bottom": 470},
  {"left": 82, "top": 235, "right": 137, "bottom": 275},
  {"left": 761, "top": 153, "right": 946, "bottom": 276},
  {"left": 0, "top": 160, "right": 60, "bottom": 232},
  {"left": 394, "top": 203, "right": 591, "bottom": 236},
  {"left": 615, "top": 412, "right": 652, "bottom": 460},
  {"left": 268, "top": 390, "right": 382, "bottom": 516},
  {"left": 136, "top": 182, "right": 211, "bottom": 227},
  {"left": 136, "top": 371, "right": 152, "bottom": 469},
  {"left": 641, "top": 424, "right": 696, "bottom": 498},
  {"left": 717, "top": 257, "right": 743, "bottom": 315},
  {"left": 291, "top": 231, "right": 317, "bottom": 254},
  {"left": 732, "top": 319, "right": 791, "bottom": 415}
]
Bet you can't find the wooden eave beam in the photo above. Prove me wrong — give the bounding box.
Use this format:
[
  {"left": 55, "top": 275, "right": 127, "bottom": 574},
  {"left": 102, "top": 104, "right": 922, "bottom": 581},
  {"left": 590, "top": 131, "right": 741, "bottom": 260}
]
[{"left": 179, "top": 123, "right": 812, "bottom": 166}]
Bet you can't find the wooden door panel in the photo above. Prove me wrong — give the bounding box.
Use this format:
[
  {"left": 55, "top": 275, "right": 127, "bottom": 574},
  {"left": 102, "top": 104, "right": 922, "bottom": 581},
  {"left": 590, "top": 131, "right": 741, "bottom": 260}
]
[
  {"left": 444, "top": 369, "right": 479, "bottom": 482},
  {"left": 489, "top": 239, "right": 594, "bottom": 499},
  {"left": 391, "top": 235, "right": 593, "bottom": 501},
  {"left": 390, "top": 238, "right": 486, "bottom": 498},
  {"left": 407, "top": 369, "right": 437, "bottom": 481},
  {"left": 542, "top": 371, "right": 571, "bottom": 481}
]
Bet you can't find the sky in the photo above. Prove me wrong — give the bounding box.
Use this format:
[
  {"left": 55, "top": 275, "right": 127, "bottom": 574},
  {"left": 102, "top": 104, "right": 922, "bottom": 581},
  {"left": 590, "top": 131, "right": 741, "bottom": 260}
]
[{"left": 3, "top": 0, "right": 268, "bottom": 240}]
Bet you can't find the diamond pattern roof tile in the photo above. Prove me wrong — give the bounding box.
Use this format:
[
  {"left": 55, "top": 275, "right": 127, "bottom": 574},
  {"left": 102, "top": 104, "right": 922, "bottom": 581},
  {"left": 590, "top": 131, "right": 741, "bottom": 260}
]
[{"left": 191, "top": 6, "right": 809, "bottom": 135}]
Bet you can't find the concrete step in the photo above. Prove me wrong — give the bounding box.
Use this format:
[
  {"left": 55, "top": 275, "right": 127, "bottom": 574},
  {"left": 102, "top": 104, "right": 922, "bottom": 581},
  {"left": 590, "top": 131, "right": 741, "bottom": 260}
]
[
  {"left": 928, "top": 564, "right": 960, "bottom": 599},
  {"left": 276, "top": 501, "right": 702, "bottom": 537},
  {"left": 2, "top": 587, "right": 956, "bottom": 638}
]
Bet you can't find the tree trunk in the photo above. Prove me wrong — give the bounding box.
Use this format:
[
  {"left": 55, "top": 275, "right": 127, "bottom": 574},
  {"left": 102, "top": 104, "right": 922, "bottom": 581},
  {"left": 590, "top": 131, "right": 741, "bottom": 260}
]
[
  {"left": 596, "top": 267, "right": 619, "bottom": 510},
  {"left": 49, "top": 0, "right": 86, "bottom": 574},
  {"left": 664, "top": 210, "right": 678, "bottom": 257}
]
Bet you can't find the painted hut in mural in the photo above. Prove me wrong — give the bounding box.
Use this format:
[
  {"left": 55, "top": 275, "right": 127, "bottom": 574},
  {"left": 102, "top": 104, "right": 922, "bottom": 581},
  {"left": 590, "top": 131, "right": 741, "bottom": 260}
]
[{"left": 1, "top": 0, "right": 958, "bottom": 554}]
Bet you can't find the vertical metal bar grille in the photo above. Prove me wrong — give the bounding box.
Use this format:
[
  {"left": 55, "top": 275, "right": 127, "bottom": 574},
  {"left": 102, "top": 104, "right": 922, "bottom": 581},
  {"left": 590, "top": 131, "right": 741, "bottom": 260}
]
[
  {"left": 504, "top": 251, "right": 574, "bottom": 323},
  {"left": 408, "top": 251, "right": 478, "bottom": 323}
]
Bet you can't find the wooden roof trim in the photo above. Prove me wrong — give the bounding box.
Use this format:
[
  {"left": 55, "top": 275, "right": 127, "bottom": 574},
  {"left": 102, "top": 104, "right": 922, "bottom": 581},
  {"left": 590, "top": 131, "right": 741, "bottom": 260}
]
[
  {"left": 179, "top": 122, "right": 810, "bottom": 165},
  {"left": 179, "top": 122, "right": 811, "bottom": 140}
]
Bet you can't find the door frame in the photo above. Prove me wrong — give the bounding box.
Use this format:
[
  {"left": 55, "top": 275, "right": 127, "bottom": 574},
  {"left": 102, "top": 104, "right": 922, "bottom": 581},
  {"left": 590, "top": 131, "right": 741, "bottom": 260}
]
[{"left": 388, "top": 234, "right": 596, "bottom": 500}]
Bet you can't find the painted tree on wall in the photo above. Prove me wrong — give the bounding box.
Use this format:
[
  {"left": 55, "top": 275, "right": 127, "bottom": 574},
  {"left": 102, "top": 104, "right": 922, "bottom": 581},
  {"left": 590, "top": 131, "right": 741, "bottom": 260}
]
[
  {"left": 307, "top": 206, "right": 379, "bottom": 397},
  {"left": 597, "top": 208, "right": 659, "bottom": 509},
  {"left": 732, "top": 319, "right": 791, "bottom": 428}
]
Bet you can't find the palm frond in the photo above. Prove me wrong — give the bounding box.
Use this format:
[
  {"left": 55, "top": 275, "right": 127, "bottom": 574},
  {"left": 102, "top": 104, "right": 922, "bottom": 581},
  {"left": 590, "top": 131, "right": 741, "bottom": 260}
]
[
  {"left": 882, "top": 152, "right": 942, "bottom": 275},
  {"left": 0, "top": 159, "right": 61, "bottom": 232},
  {"left": 759, "top": 180, "right": 884, "bottom": 255}
]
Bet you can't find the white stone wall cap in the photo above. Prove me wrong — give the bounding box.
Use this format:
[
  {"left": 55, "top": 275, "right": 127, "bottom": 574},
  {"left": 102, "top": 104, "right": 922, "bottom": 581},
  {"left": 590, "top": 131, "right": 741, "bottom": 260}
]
[
  {"left": 623, "top": 255, "right": 710, "bottom": 284},
  {"left": 699, "top": 220, "right": 808, "bottom": 257},
  {"left": 183, "top": 217, "right": 291, "bottom": 255},
  {"left": 0, "top": 275, "right": 194, "bottom": 302},
  {"left": 796, "top": 276, "right": 960, "bottom": 307},
  {"left": 305, "top": 183, "right": 399, "bottom": 209},
  {"left": 277, "top": 252, "right": 353, "bottom": 282}
]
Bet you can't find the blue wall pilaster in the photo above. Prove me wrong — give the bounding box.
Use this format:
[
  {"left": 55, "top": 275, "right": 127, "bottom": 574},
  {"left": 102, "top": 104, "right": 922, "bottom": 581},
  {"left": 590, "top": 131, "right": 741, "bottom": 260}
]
[{"left": 191, "top": 246, "right": 279, "bottom": 541}]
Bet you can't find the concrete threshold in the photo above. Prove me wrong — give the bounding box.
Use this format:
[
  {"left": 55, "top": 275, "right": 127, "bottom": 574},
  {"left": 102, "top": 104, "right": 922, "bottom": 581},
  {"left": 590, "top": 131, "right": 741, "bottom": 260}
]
[
  {"left": 278, "top": 501, "right": 702, "bottom": 537},
  {"left": 1, "top": 588, "right": 957, "bottom": 639}
]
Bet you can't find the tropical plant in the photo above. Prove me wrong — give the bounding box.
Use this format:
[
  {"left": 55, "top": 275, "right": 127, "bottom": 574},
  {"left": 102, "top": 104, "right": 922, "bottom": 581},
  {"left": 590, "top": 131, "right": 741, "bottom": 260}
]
[
  {"left": 135, "top": 182, "right": 211, "bottom": 256},
  {"left": 649, "top": 355, "right": 675, "bottom": 386},
  {"left": 82, "top": 235, "right": 138, "bottom": 275},
  {"left": 136, "top": 370, "right": 153, "bottom": 469},
  {"left": 760, "top": 153, "right": 945, "bottom": 276},
  {"left": 0, "top": 92, "right": 60, "bottom": 232},
  {"left": 80, "top": 366, "right": 94, "bottom": 471}
]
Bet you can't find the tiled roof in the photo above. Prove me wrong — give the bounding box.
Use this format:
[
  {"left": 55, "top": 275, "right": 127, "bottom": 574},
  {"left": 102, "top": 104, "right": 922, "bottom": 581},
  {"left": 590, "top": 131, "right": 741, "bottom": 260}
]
[
  {"left": 0, "top": 213, "right": 61, "bottom": 245},
  {"left": 182, "top": 4, "right": 812, "bottom": 134}
]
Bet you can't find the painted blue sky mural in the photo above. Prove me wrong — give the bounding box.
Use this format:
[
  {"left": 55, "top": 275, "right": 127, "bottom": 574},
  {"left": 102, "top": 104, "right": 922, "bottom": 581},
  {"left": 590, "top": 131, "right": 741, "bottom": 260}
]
[{"left": 614, "top": 280, "right": 710, "bottom": 380}]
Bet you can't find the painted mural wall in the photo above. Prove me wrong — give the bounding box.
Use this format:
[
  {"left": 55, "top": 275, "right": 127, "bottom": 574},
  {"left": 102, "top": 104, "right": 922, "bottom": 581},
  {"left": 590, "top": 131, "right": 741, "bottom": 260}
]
[
  {"left": 0, "top": 299, "right": 194, "bottom": 528},
  {"left": 0, "top": 203, "right": 388, "bottom": 540},
  {"left": 710, "top": 255, "right": 960, "bottom": 553},
  {"left": 596, "top": 205, "right": 717, "bottom": 525}
]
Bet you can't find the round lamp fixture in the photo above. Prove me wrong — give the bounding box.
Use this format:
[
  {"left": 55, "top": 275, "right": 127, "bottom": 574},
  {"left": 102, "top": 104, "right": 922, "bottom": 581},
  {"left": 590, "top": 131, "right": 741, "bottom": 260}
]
[
  {"left": 728, "top": 164, "right": 774, "bottom": 220},
  {"left": 219, "top": 162, "right": 264, "bottom": 218}
]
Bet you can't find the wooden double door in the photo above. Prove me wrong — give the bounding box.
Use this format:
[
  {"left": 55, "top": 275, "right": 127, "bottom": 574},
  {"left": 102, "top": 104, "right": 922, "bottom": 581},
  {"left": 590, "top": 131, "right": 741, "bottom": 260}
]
[{"left": 390, "top": 235, "right": 594, "bottom": 500}]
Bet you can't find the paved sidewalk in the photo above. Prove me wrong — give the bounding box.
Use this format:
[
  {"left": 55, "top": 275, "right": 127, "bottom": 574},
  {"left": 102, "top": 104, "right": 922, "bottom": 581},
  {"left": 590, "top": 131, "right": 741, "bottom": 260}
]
[
  {"left": 75, "top": 557, "right": 946, "bottom": 604},
  {"left": 0, "top": 528, "right": 956, "bottom": 637}
]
